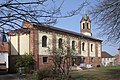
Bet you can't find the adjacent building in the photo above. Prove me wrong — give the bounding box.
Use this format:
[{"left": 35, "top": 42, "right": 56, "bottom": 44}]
[
  {"left": 114, "top": 48, "right": 120, "bottom": 65},
  {"left": 0, "top": 32, "right": 8, "bottom": 71},
  {"left": 8, "top": 14, "right": 102, "bottom": 72},
  {"left": 101, "top": 51, "right": 115, "bottom": 66}
]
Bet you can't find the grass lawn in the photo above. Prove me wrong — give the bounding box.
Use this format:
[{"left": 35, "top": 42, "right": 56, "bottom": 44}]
[{"left": 70, "top": 66, "right": 120, "bottom": 80}]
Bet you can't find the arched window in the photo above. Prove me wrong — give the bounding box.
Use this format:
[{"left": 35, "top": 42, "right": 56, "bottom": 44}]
[
  {"left": 58, "top": 38, "right": 62, "bottom": 48},
  {"left": 91, "top": 44, "right": 93, "bottom": 52},
  {"left": 72, "top": 41, "right": 75, "bottom": 50},
  {"left": 42, "top": 36, "right": 47, "bottom": 47},
  {"left": 82, "top": 42, "right": 85, "bottom": 51},
  {"left": 83, "top": 23, "right": 85, "bottom": 29}
]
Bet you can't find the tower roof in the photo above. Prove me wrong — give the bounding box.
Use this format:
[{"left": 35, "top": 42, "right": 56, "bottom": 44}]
[{"left": 80, "top": 14, "right": 90, "bottom": 22}]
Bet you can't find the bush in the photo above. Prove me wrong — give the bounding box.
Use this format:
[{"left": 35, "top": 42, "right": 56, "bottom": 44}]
[
  {"left": 37, "top": 68, "right": 54, "bottom": 80},
  {"left": 16, "top": 53, "right": 34, "bottom": 73},
  {"left": 36, "top": 68, "right": 72, "bottom": 80}
]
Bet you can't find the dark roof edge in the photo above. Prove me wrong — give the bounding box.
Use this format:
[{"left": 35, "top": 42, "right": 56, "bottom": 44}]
[
  {"left": 33, "top": 22, "right": 102, "bottom": 42},
  {"left": 102, "top": 51, "right": 113, "bottom": 58},
  {"left": 8, "top": 28, "right": 30, "bottom": 35}
]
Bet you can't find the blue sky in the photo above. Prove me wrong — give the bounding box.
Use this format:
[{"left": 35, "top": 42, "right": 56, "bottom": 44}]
[
  {"left": 52, "top": 0, "right": 119, "bottom": 55},
  {"left": 1, "top": 0, "right": 118, "bottom": 55}
]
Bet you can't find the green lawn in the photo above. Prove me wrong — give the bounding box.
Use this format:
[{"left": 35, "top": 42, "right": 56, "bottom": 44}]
[{"left": 70, "top": 66, "right": 120, "bottom": 80}]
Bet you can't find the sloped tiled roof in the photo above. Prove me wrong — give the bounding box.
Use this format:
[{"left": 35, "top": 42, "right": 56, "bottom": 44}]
[
  {"left": 80, "top": 14, "right": 90, "bottom": 22},
  {"left": 8, "top": 28, "right": 30, "bottom": 35},
  {"left": 8, "top": 21, "right": 102, "bottom": 42},
  {"left": 102, "top": 51, "right": 113, "bottom": 58},
  {"left": 32, "top": 22, "right": 102, "bottom": 42}
]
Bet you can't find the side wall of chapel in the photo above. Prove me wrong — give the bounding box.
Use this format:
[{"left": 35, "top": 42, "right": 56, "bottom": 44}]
[{"left": 9, "top": 22, "right": 102, "bottom": 70}]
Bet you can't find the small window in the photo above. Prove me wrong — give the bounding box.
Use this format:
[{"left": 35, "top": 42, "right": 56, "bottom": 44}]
[
  {"left": 72, "top": 41, "right": 75, "bottom": 50},
  {"left": 82, "top": 42, "right": 85, "bottom": 51},
  {"left": 58, "top": 38, "right": 62, "bottom": 48},
  {"left": 83, "top": 23, "right": 85, "bottom": 29},
  {"left": 91, "top": 44, "right": 93, "bottom": 52},
  {"left": 43, "top": 57, "right": 48, "bottom": 63},
  {"left": 42, "top": 36, "right": 47, "bottom": 47}
]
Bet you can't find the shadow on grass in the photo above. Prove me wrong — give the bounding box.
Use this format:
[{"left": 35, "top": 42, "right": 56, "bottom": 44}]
[
  {"left": 70, "top": 66, "right": 120, "bottom": 80},
  {"left": 104, "top": 69, "right": 120, "bottom": 80},
  {"left": 70, "top": 71, "right": 107, "bottom": 80}
]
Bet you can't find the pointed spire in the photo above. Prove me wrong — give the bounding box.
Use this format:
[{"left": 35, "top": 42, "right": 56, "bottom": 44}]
[
  {"left": 82, "top": 14, "right": 90, "bottom": 21},
  {"left": 82, "top": 1, "right": 89, "bottom": 21},
  {"left": 83, "top": 14, "right": 88, "bottom": 20},
  {"left": 83, "top": 5, "right": 86, "bottom": 15}
]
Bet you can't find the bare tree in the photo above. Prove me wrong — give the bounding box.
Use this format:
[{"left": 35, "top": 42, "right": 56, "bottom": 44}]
[
  {"left": 0, "top": 0, "right": 87, "bottom": 31},
  {"left": 48, "top": 41, "right": 76, "bottom": 79},
  {"left": 89, "top": 0, "right": 120, "bottom": 44}
]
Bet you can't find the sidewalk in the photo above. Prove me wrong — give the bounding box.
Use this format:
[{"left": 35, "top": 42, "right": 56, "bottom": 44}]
[{"left": 0, "top": 74, "right": 19, "bottom": 80}]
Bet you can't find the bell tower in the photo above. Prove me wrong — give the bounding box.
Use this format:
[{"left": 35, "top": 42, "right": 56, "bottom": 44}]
[{"left": 80, "top": 14, "right": 92, "bottom": 36}]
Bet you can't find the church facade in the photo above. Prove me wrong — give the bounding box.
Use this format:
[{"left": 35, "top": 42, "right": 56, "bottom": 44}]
[{"left": 8, "top": 14, "right": 102, "bottom": 71}]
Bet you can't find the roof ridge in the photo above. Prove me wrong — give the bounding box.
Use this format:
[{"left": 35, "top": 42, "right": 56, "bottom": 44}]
[{"left": 32, "top": 22, "right": 102, "bottom": 42}]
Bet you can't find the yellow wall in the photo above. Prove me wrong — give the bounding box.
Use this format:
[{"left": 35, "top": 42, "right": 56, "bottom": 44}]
[
  {"left": 69, "top": 37, "right": 79, "bottom": 54},
  {"left": 56, "top": 34, "right": 67, "bottom": 49},
  {"left": 81, "top": 39, "right": 88, "bottom": 57},
  {"left": 9, "top": 34, "right": 30, "bottom": 55},
  {"left": 9, "top": 30, "right": 101, "bottom": 58},
  {"left": 20, "top": 34, "right": 29, "bottom": 55},
  {"left": 89, "top": 42, "right": 95, "bottom": 57},
  {"left": 38, "top": 31, "right": 53, "bottom": 55},
  {"left": 10, "top": 35, "right": 18, "bottom": 55},
  {"left": 98, "top": 43, "right": 101, "bottom": 57}
]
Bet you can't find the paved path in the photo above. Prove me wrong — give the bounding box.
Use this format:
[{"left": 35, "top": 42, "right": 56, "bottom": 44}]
[
  {"left": 0, "top": 74, "right": 26, "bottom": 80},
  {"left": 0, "top": 73, "right": 36, "bottom": 80}
]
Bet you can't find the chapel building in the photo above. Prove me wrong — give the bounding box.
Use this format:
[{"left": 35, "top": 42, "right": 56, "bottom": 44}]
[{"left": 8, "top": 14, "right": 102, "bottom": 72}]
